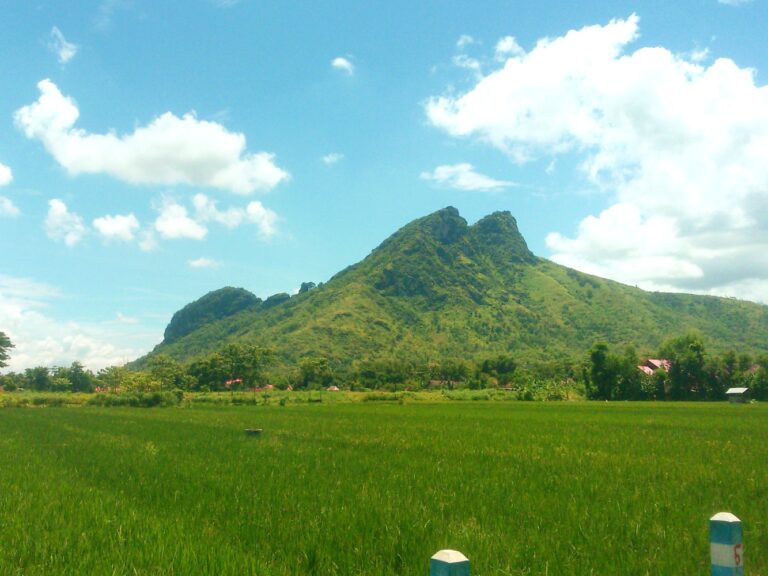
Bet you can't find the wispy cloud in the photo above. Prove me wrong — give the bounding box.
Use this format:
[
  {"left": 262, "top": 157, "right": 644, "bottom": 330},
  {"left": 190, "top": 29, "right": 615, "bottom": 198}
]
[
  {"left": 188, "top": 257, "right": 220, "bottom": 269},
  {"left": 322, "top": 153, "right": 344, "bottom": 165},
  {"left": 456, "top": 34, "right": 476, "bottom": 50},
  {"left": 95, "top": 0, "right": 131, "bottom": 31},
  {"left": 717, "top": 0, "right": 753, "bottom": 5},
  {"left": 420, "top": 163, "right": 513, "bottom": 192},
  {"left": 0, "top": 197, "right": 20, "bottom": 218},
  {"left": 49, "top": 26, "right": 78, "bottom": 64}
]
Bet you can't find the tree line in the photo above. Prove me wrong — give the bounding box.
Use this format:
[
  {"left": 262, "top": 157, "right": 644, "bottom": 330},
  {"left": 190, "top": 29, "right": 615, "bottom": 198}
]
[
  {"left": 2, "top": 329, "right": 768, "bottom": 400},
  {"left": 586, "top": 333, "right": 768, "bottom": 401}
]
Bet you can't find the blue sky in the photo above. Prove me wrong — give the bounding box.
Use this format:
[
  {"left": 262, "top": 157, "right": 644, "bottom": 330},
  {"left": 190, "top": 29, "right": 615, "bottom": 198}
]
[{"left": 1, "top": 0, "right": 767, "bottom": 371}]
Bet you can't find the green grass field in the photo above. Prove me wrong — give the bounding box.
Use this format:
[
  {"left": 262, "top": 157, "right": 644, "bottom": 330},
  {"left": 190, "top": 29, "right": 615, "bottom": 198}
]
[{"left": 1, "top": 401, "right": 766, "bottom": 575}]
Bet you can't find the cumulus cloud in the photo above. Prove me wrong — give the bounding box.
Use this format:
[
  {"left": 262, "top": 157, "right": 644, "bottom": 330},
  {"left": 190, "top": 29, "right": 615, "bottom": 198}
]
[
  {"left": 153, "top": 194, "right": 277, "bottom": 241},
  {"left": 14, "top": 79, "right": 289, "bottom": 195},
  {"left": 154, "top": 199, "right": 207, "bottom": 240},
  {"left": 0, "top": 275, "right": 152, "bottom": 372},
  {"left": 0, "top": 197, "right": 19, "bottom": 218},
  {"left": 420, "top": 163, "right": 513, "bottom": 192},
  {"left": 495, "top": 36, "right": 525, "bottom": 59},
  {"left": 188, "top": 257, "right": 219, "bottom": 269},
  {"left": 192, "top": 193, "right": 245, "bottom": 228},
  {"left": 322, "top": 153, "right": 344, "bottom": 165},
  {"left": 245, "top": 200, "right": 278, "bottom": 237},
  {"left": 45, "top": 199, "right": 86, "bottom": 246},
  {"left": 427, "top": 14, "right": 768, "bottom": 302},
  {"left": 49, "top": 26, "right": 78, "bottom": 63},
  {"left": 332, "top": 57, "right": 355, "bottom": 75},
  {"left": 93, "top": 213, "right": 140, "bottom": 242},
  {"left": 0, "top": 162, "right": 12, "bottom": 186},
  {"left": 193, "top": 193, "right": 277, "bottom": 237}
]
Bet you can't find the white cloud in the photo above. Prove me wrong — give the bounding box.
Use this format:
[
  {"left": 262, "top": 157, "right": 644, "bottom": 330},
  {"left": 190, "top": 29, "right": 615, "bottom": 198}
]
[
  {"left": 420, "top": 163, "right": 513, "bottom": 192},
  {"left": 495, "top": 36, "right": 525, "bottom": 59},
  {"left": 332, "top": 57, "right": 355, "bottom": 75},
  {"left": 453, "top": 54, "right": 482, "bottom": 73},
  {"left": 718, "top": 0, "right": 752, "bottom": 5},
  {"left": 138, "top": 231, "right": 158, "bottom": 252},
  {"left": 322, "top": 153, "right": 344, "bottom": 165},
  {"left": 0, "top": 162, "right": 12, "bottom": 186},
  {"left": 15, "top": 79, "right": 289, "bottom": 195},
  {"left": 192, "top": 193, "right": 277, "bottom": 237},
  {"left": 245, "top": 201, "right": 278, "bottom": 237},
  {"left": 456, "top": 35, "right": 476, "bottom": 50},
  {"left": 95, "top": 0, "right": 130, "bottom": 31},
  {"left": 193, "top": 193, "right": 245, "bottom": 228},
  {"left": 45, "top": 199, "right": 86, "bottom": 246},
  {"left": 188, "top": 257, "right": 219, "bottom": 269},
  {"left": 0, "top": 275, "right": 152, "bottom": 372},
  {"left": 115, "top": 312, "right": 139, "bottom": 324},
  {"left": 49, "top": 26, "right": 78, "bottom": 64},
  {"left": 688, "top": 47, "right": 710, "bottom": 63},
  {"left": 154, "top": 198, "right": 207, "bottom": 240},
  {"left": 427, "top": 15, "right": 768, "bottom": 301},
  {"left": 0, "top": 197, "right": 19, "bottom": 218},
  {"left": 93, "top": 213, "right": 140, "bottom": 242}
]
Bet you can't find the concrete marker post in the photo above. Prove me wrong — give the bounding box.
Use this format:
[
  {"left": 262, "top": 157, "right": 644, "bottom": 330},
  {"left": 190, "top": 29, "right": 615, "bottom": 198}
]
[
  {"left": 710, "top": 512, "right": 744, "bottom": 576},
  {"left": 430, "top": 549, "right": 469, "bottom": 576}
]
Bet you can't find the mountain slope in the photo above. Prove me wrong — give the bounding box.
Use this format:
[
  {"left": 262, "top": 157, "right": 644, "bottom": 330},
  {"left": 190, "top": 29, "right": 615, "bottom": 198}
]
[{"left": 140, "top": 207, "right": 768, "bottom": 370}]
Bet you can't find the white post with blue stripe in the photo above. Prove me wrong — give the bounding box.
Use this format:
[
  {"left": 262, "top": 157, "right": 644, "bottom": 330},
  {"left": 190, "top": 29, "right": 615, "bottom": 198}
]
[
  {"left": 710, "top": 512, "right": 744, "bottom": 575},
  {"left": 430, "top": 549, "right": 469, "bottom": 576}
]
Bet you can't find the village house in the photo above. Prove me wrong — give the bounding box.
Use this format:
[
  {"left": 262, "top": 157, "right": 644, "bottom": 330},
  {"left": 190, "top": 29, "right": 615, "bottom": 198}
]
[
  {"left": 638, "top": 358, "right": 671, "bottom": 375},
  {"left": 726, "top": 387, "right": 750, "bottom": 403}
]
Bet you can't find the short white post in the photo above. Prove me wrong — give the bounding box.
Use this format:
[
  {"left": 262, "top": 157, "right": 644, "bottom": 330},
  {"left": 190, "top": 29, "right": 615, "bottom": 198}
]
[
  {"left": 710, "top": 512, "right": 744, "bottom": 575},
  {"left": 430, "top": 549, "right": 469, "bottom": 576}
]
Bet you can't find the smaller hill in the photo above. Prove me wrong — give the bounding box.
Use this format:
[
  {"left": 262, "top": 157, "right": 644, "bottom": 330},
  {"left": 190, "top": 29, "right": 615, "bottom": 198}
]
[{"left": 163, "top": 287, "right": 261, "bottom": 344}]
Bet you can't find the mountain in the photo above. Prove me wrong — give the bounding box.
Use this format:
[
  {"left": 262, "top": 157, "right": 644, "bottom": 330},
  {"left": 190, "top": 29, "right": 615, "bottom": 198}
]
[{"left": 139, "top": 207, "right": 768, "bottom": 372}]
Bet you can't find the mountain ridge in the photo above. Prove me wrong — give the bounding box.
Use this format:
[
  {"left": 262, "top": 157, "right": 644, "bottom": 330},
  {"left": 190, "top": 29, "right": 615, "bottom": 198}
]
[{"left": 138, "top": 207, "right": 768, "bottom": 373}]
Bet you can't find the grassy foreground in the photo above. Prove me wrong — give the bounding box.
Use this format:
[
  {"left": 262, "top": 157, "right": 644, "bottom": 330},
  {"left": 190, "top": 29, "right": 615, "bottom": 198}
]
[{"left": 0, "top": 402, "right": 766, "bottom": 575}]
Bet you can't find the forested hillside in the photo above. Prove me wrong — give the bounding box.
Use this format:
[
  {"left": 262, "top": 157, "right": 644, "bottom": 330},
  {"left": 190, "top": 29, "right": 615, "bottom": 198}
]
[{"left": 136, "top": 207, "right": 768, "bottom": 381}]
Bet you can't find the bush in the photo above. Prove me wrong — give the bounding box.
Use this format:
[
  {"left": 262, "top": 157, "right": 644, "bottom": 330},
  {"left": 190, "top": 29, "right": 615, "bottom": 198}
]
[{"left": 87, "top": 391, "right": 182, "bottom": 408}]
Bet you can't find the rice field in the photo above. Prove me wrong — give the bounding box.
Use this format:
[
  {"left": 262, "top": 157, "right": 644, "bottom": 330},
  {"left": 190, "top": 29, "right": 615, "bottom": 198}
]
[{"left": 0, "top": 401, "right": 766, "bottom": 575}]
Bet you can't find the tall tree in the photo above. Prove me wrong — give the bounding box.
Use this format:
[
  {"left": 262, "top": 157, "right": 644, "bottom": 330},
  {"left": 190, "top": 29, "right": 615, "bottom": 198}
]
[
  {"left": 148, "top": 353, "right": 194, "bottom": 390},
  {"left": 588, "top": 342, "right": 616, "bottom": 400},
  {"left": 0, "top": 331, "right": 13, "bottom": 369},
  {"left": 659, "top": 333, "right": 707, "bottom": 400}
]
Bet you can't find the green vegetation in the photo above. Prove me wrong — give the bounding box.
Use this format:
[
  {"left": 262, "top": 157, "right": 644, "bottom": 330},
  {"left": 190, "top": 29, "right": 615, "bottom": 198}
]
[
  {"left": 585, "top": 333, "right": 768, "bottom": 401},
  {"left": 137, "top": 207, "right": 768, "bottom": 382},
  {"left": 5, "top": 330, "right": 767, "bottom": 402},
  {"left": 0, "top": 330, "right": 12, "bottom": 368},
  {"left": 0, "top": 402, "right": 766, "bottom": 574},
  {"left": 163, "top": 286, "right": 261, "bottom": 344}
]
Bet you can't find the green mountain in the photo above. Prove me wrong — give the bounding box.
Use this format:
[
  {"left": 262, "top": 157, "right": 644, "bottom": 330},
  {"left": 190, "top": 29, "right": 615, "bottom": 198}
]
[{"left": 140, "top": 207, "right": 768, "bottom": 371}]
